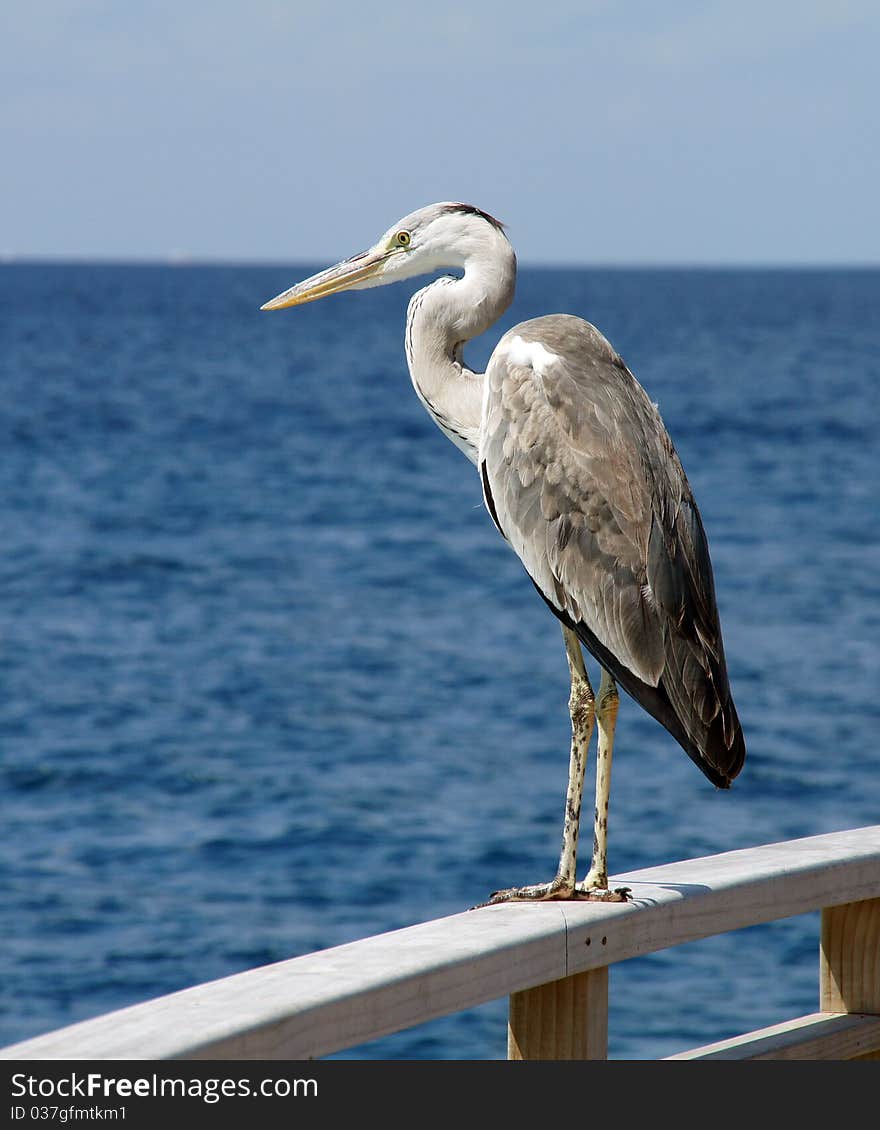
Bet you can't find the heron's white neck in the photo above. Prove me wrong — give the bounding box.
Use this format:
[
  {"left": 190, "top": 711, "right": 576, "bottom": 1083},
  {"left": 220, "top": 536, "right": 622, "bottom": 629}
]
[{"left": 404, "top": 240, "right": 516, "bottom": 464}]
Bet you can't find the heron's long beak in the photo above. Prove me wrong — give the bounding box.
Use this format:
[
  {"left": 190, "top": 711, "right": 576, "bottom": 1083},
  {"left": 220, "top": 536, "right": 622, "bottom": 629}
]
[{"left": 260, "top": 247, "right": 392, "bottom": 310}]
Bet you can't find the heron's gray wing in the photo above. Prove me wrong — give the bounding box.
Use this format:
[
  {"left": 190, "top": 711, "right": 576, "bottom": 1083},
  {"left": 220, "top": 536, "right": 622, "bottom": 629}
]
[
  {"left": 481, "top": 315, "right": 671, "bottom": 685},
  {"left": 480, "top": 314, "right": 744, "bottom": 783}
]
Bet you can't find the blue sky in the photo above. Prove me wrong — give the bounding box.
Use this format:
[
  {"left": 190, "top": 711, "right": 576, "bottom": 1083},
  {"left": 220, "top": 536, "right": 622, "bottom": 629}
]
[{"left": 2, "top": 1, "right": 878, "bottom": 264}]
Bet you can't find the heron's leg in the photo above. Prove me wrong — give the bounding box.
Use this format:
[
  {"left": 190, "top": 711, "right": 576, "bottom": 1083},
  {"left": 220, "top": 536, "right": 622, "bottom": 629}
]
[
  {"left": 485, "top": 626, "right": 595, "bottom": 903},
  {"left": 554, "top": 625, "right": 596, "bottom": 888},
  {"left": 576, "top": 667, "right": 619, "bottom": 894}
]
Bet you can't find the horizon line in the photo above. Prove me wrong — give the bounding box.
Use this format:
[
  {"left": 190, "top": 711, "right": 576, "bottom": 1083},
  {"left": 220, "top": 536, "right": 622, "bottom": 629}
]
[{"left": 2, "top": 253, "right": 879, "bottom": 271}]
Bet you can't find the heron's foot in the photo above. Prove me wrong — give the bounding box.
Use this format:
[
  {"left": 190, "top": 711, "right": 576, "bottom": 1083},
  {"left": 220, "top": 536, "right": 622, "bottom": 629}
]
[
  {"left": 476, "top": 875, "right": 630, "bottom": 907},
  {"left": 574, "top": 884, "right": 630, "bottom": 902},
  {"left": 483, "top": 876, "right": 575, "bottom": 906},
  {"left": 575, "top": 871, "right": 630, "bottom": 902}
]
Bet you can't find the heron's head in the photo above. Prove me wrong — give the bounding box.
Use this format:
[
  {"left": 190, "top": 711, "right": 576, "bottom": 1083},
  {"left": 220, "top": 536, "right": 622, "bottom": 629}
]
[{"left": 260, "top": 202, "right": 512, "bottom": 311}]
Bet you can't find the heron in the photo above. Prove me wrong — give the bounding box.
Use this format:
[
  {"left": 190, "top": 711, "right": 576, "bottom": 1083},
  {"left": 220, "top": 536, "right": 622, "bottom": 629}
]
[{"left": 261, "top": 202, "right": 745, "bottom": 903}]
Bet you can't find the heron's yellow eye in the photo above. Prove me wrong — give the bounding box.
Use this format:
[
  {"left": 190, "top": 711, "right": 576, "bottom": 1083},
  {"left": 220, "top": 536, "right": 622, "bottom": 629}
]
[{"left": 395, "top": 230, "right": 412, "bottom": 248}]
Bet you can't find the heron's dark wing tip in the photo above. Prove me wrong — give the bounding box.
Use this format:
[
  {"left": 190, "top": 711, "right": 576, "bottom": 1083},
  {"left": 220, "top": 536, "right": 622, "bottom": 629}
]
[{"left": 702, "top": 701, "right": 746, "bottom": 787}]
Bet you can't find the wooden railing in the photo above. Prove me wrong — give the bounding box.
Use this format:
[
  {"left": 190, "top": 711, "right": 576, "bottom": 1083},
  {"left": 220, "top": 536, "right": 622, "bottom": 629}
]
[{"left": 3, "top": 826, "right": 879, "bottom": 1061}]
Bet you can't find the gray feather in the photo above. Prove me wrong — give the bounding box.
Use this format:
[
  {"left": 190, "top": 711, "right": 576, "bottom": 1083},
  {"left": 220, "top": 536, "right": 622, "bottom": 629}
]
[{"left": 479, "top": 313, "right": 744, "bottom": 783}]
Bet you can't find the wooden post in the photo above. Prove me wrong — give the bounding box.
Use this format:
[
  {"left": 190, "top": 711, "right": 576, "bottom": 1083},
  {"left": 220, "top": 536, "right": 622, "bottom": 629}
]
[
  {"left": 508, "top": 968, "right": 608, "bottom": 1059},
  {"left": 820, "top": 897, "right": 880, "bottom": 1060}
]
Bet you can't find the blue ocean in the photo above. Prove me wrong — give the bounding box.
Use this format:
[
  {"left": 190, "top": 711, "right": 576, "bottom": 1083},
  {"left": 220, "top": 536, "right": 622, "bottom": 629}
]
[{"left": 1, "top": 262, "right": 878, "bottom": 1058}]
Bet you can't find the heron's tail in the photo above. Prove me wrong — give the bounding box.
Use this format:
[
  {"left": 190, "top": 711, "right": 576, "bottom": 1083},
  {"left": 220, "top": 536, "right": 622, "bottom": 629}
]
[
  {"left": 651, "top": 625, "right": 746, "bottom": 788},
  {"left": 590, "top": 634, "right": 745, "bottom": 789},
  {"left": 693, "top": 691, "right": 746, "bottom": 788}
]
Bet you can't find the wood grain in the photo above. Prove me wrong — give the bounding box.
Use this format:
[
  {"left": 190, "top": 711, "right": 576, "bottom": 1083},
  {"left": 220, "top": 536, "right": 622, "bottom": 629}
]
[
  {"left": 508, "top": 968, "right": 608, "bottom": 1059},
  {"left": 667, "top": 1012, "right": 880, "bottom": 1060},
  {"left": 820, "top": 897, "right": 880, "bottom": 1059}
]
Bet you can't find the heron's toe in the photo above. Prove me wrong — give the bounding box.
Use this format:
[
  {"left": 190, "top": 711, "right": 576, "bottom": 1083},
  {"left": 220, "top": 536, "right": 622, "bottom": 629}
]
[
  {"left": 573, "top": 881, "right": 631, "bottom": 902},
  {"left": 477, "top": 877, "right": 576, "bottom": 906}
]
